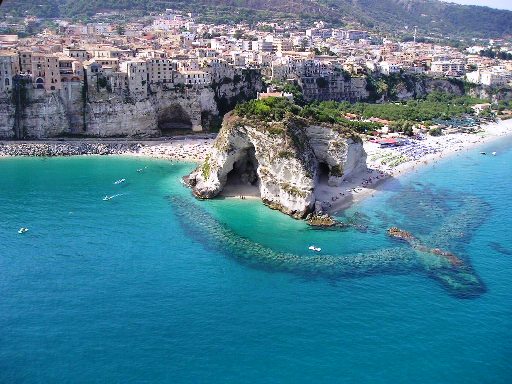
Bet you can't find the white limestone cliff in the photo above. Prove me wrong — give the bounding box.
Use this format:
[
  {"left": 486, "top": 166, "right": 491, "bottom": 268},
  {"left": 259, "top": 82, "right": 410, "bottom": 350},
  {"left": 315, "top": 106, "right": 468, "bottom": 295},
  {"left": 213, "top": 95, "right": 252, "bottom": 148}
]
[
  {"left": 187, "top": 112, "right": 367, "bottom": 218},
  {"left": 0, "top": 82, "right": 223, "bottom": 139}
]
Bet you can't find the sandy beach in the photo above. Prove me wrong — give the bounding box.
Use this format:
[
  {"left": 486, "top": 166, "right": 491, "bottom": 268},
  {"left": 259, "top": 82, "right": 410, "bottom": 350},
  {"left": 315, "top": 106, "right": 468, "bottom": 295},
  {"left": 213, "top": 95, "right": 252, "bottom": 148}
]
[
  {"left": 2, "top": 119, "right": 511, "bottom": 212},
  {"left": 316, "top": 118, "right": 512, "bottom": 213},
  {"left": 0, "top": 137, "right": 215, "bottom": 162},
  {"left": 127, "top": 138, "right": 214, "bottom": 162}
]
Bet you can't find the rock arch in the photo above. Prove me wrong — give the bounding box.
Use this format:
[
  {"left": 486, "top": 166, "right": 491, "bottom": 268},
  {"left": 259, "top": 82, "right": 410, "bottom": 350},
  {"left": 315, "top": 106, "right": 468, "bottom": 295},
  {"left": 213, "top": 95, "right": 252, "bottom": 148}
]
[
  {"left": 317, "top": 161, "right": 330, "bottom": 184},
  {"left": 187, "top": 116, "right": 367, "bottom": 218},
  {"left": 224, "top": 144, "right": 260, "bottom": 196}
]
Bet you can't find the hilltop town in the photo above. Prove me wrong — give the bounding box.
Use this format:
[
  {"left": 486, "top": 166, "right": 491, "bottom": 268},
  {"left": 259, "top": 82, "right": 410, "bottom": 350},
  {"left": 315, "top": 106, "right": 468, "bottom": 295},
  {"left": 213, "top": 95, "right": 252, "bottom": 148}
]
[{"left": 0, "top": 8, "right": 511, "bottom": 139}]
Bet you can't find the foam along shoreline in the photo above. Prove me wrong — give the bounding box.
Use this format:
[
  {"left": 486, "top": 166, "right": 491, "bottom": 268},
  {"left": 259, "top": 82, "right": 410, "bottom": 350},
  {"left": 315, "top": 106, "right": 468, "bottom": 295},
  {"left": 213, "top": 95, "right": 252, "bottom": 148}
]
[
  {"left": 319, "top": 118, "right": 512, "bottom": 214},
  {"left": 0, "top": 137, "right": 214, "bottom": 162},
  {"left": 1, "top": 118, "right": 511, "bottom": 214}
]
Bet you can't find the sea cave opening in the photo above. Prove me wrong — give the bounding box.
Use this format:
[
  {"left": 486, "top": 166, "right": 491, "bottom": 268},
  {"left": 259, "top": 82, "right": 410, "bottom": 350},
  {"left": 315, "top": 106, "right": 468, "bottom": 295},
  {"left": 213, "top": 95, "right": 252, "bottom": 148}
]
[
  {"left": 223, "top": 146, "right": 261, "bottom": 198},
  {"left": 158, "top": 104, "right": 193, "bottom": 136},
  {"left": 318, "top": 162, "right": 330, "bottom": 185}
]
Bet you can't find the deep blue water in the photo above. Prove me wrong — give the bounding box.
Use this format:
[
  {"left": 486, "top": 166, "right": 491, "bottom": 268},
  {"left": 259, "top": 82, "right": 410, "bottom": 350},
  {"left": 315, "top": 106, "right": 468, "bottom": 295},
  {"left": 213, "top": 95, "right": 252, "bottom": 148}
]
[{"left": 1, "top": 137, "right": 511, "bottom": 383}]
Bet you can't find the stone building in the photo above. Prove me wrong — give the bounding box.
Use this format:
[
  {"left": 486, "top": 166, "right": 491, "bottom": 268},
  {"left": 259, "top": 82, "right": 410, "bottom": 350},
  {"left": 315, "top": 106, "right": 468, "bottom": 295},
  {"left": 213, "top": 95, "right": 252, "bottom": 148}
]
[
  {"left": 146, "top": 58, "right": 177, "bottom": 85},
  {"left": 174, "top": 70, "right": 211, "bottom": 86},
  {"left": 0, "top": 50, "right": 19, "bottom": 93},
  {"left": 31, "top": 53, "right": 62, "bottom": 91},
  {"left": 121, "top": 59, "right": 148, "bottom": 99}
]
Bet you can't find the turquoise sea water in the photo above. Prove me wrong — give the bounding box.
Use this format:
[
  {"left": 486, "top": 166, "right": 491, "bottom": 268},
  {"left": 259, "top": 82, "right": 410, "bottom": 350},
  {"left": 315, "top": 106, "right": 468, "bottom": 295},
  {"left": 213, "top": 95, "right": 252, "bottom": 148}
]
[{"left": 1, "top": 138, "right": 511, "bottom": 383}]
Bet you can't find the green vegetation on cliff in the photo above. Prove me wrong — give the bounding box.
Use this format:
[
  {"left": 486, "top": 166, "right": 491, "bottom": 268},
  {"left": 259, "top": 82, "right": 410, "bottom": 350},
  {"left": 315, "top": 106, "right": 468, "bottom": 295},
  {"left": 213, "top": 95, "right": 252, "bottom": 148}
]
[
  {"left": 319, "top": 92, "right": 486, "bottom": 122},
  {"left": 234, "top": 93, "right": 487, "bottom": 135},
  {"left": 234, "top": 97, "right": 301, "bottom": 121}
]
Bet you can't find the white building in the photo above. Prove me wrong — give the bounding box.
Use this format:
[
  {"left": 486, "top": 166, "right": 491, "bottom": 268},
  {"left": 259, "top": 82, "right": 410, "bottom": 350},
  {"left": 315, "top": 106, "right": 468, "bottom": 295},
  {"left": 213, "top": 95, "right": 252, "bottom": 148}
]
[
  {"left": 175, "top": 70, "right": 211, "bottom": 85},
  {"left": 430, "top": 60, "right": 466, "bottom": 76},
  {"left": 379, "top": 61, "right": 401, "bottom": 75}
]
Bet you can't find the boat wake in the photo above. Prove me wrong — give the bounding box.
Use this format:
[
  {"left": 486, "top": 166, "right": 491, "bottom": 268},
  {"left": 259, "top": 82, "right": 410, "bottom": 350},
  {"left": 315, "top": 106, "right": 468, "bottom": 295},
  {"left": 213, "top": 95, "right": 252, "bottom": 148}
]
[{"left": 103, "top": 193, "right": 125, "bottom": 201}]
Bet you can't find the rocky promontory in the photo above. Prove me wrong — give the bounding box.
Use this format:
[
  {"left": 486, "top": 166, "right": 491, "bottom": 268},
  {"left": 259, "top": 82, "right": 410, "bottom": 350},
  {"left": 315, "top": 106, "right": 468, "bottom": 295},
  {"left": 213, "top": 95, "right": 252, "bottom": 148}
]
[{"left": 186, "top": 98, "right": 367, "bottom": 218}]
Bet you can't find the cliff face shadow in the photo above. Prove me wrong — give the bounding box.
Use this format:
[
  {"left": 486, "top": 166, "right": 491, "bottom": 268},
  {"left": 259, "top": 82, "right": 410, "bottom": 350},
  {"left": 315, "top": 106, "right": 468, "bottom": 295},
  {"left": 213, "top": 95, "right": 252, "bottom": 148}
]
[
  {"left": 158, "top": 104, "right": 193, "bottom": 135},
  {"left": 317, "top": 162, "right": 330, "bottom": 184},
  {"left": 221, "top": 146, "right": 261, "bottom": 197}
]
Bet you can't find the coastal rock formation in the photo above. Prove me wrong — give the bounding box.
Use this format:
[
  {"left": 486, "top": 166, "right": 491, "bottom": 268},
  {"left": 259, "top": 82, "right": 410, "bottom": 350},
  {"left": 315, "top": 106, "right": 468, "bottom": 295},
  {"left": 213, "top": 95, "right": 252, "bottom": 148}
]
[
  {"left": 170, "top": 193, "right": 486, "bottom": 298},
  {"left": 187, "top": 112, "right": 367, "bottom": 218},
  {"left": 387, "top": 226, "right": 464, "bottom": 267},
  {"left": 0, "top": 71, "right": 262, "bottom": 139},
  {"left": 0, "top": 85, "right": 219, "bottom": 139},
  {"left": 212, "top": 69, "right": 265, "bottom": 115}
]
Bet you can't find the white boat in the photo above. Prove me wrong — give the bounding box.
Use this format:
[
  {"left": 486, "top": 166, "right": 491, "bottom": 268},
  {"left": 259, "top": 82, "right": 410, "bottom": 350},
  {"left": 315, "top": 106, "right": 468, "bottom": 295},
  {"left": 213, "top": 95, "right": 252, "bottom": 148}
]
[
  {"left": 492, "top": 152, "right": 497, "bottom": 156},
  {"left": 114, "top": 178, "right": 126, "bottom": 185},
  {"left": 18, "top": 227, "right": 29, "bottom": 234},
  {"left": 103, "top": 195, "right": 112, "bottom": 201},
  {"left": 308, "top": 245, "right": 322, "bottom": 252},
  {"left": 136, "top": 168, "right": 143, "bottom": 173}
]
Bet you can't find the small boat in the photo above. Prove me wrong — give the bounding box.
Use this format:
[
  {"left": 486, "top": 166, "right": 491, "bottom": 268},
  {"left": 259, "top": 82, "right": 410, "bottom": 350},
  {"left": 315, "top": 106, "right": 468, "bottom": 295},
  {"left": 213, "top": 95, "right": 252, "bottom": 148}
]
[
  {"left": 18, "top": 227, "right": 29, "bottom": 234},
  {"left": 136, "top": 168, "right": 143, "bottom": 173},
  {"left": 492, "top": 152, "right": 497, "bottom": 156},
  {"left": 308, "top": 245, "right": 322, "bottom": 252},
  {"left": 480, "top": 152, "right": 486, "bottom": 155},
  {"left": 114, "top": 178, "right": 126, "bottom": 185}
]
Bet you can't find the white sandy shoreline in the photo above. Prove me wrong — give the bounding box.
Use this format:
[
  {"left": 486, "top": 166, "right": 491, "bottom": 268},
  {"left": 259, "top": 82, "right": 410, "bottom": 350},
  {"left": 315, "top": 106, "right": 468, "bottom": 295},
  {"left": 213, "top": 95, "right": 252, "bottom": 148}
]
[
  {"left": 318, "top": 118, "right": 512, "bottom": 214},
  {"left": 0, "top": 137, "right": 215, "bottom": 162},
  {"left": 1, "top": 119, "right": 511, "bottom": 212}
]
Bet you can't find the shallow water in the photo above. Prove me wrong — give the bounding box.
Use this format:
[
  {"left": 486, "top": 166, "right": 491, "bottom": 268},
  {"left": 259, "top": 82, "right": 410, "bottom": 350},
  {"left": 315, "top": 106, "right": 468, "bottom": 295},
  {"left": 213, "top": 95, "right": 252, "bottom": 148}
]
[{"left": 1, "top": 137, "right": 511, "bottom": 383}]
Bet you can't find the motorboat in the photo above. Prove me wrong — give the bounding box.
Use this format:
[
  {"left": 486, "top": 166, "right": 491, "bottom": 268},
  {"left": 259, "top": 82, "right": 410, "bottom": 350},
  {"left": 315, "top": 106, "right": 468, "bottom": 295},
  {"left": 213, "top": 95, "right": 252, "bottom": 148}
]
[
  {"left": 18, "top": 227, "right": 29, "bottom": 234},
  {"left": 308, "top": 245, "right": 322, "bottom": 252},
  {"left": 114, "top": 178, "right": 126, "bottom": 185},
  {"left": 492, "top": 152, "right": 497, "bottom": 156},
  {"left": 480, "top": 152, "right": 486, "bottom": 155}
]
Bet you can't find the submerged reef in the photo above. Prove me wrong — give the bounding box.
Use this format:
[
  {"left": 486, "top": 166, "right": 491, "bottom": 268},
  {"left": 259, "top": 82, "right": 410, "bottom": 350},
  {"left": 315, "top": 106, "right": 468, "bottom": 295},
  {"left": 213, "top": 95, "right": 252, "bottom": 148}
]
[{"left": 168, "top": 187, "right": 488, "bottom": 298}]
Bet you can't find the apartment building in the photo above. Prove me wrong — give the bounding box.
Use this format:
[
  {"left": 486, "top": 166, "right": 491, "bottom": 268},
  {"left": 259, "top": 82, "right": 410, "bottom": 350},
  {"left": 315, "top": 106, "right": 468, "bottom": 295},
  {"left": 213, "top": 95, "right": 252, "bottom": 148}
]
[
  {"left": 0, "top": 50, "right": 20, "bottom": 92},
  {"left": 174, "top": 70, "right": 211, "bottom": 85},
  {"left": 121, "top": 59, "right": 148, "bottom": 98},
  {"left": 31, "top": 53, "right": 61, "bottom": 91},
  {"left": 146, "top": 58, "right": 177, "bottom": 84}
]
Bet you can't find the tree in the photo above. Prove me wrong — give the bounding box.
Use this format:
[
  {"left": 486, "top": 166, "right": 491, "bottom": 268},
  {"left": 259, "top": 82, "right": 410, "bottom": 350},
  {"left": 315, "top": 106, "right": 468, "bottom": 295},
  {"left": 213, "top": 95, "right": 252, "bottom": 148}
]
[
  {"left": 233, "top": 29, "right": 243, "bottom": 39},
  {"left": 116, "top": 24, "right": 125, "bottom": 36}
]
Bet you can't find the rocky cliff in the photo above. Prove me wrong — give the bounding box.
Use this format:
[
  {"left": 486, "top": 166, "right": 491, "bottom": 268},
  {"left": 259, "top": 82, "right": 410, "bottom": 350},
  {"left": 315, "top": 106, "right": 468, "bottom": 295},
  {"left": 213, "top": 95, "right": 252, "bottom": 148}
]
[
  {"left": 366, "top": 74, "right": 512, "bottom": 103},
  {"left": 0, "top": 71, "right": 263, "bottom": 139},
  {"left": 187, "top": 112, "right": 367, "bottom": 218},
  {"left": 212, "top": 69, "right": 265, "bottom": 115}
]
